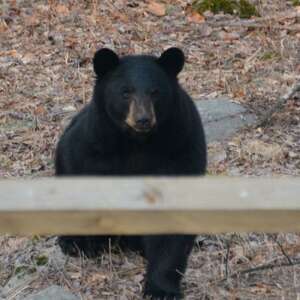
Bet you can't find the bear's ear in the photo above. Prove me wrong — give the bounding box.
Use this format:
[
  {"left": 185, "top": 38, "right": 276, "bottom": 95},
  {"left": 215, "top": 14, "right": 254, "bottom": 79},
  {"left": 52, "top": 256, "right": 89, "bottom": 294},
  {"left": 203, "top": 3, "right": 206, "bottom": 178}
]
[
  {"left": 93, "top": 48, "right": 119, "bottom": 77},
  {"left": 157, "top": 47, "right": 185, "bottom": 77}
]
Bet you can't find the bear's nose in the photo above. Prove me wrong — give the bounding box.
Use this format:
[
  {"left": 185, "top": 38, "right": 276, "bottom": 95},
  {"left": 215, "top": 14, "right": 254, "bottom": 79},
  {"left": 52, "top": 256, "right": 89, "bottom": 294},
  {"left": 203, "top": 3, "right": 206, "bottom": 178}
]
[{"left": 136, "top": 117, "right": 151, "bottom": 128}]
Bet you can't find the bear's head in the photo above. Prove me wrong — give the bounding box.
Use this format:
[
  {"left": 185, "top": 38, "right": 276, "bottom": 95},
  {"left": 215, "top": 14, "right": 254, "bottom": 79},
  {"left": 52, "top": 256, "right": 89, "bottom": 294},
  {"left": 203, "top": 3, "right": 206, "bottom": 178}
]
[{"left": 93, "top": 47, "right": 184, "bottom": 134}]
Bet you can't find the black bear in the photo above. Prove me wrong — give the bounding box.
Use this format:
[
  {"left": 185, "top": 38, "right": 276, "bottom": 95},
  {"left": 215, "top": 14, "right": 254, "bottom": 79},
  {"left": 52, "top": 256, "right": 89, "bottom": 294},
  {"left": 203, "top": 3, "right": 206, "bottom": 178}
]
[{"left": 55, "top": 47, "right": 207, "bottom": 299}]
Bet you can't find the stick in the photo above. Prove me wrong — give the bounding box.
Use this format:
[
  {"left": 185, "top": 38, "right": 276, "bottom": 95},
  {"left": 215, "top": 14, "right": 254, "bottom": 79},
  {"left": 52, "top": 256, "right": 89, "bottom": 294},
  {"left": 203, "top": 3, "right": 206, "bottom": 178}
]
[
  {"left": 270, "top": 234, "right": 293, "bottom": 266},
  {"left": 207, "top": 10, "right": 300, "bottom": 29},
  {"left": 219, "top": 258, "right": 300, "bottom": 283},
  {"left": 257, "top": 83, "right": 300, "bottom": 127}
]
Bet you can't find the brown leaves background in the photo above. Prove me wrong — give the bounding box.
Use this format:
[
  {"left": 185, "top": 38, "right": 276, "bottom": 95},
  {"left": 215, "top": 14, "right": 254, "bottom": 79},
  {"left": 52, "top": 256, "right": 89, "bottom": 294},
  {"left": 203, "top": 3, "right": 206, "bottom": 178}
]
[{"left": 0, "top": 0, "right": 300, "bottom": 299}]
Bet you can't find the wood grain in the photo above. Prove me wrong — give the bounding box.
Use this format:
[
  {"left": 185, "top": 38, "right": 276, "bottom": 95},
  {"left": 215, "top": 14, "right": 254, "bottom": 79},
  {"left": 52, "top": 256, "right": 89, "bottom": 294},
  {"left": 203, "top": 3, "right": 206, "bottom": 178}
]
[{"left": 0, "top": 177, "right": 299, "bottom": 234}]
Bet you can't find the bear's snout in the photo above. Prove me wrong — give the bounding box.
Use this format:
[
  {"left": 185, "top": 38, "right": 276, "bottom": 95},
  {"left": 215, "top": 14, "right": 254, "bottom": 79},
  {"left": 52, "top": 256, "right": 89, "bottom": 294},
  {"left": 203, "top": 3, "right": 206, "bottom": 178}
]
[{"left": 125, "top": 100, "right": 156, "bottom": 133}]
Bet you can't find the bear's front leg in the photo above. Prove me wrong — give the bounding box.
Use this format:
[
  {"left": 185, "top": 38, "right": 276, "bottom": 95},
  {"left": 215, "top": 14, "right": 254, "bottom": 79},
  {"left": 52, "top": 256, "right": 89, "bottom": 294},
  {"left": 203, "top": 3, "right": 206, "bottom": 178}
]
[
  {"left": 58, "top": 235, "right": 113, "bottom": 258},
  {"left": 143, "top": 235, "right": 195, "bottom": 299}
]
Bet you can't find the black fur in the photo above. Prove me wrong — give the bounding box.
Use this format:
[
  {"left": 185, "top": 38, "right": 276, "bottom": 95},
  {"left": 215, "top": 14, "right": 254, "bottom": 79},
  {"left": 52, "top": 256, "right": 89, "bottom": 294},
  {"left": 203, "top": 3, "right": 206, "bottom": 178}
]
[{"left": 55, "top": 48, "right": 207, "bottom": 299}]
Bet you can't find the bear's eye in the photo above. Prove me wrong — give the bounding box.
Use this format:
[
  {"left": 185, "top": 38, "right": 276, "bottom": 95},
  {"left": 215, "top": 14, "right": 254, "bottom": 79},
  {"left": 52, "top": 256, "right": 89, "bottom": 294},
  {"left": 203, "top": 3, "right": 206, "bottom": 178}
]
[
  {"left": 122, "top": 88, "right": 132, "bottom": 99},
  {"left": 150, "top": 88, "right": 159, "bottom": 97}
]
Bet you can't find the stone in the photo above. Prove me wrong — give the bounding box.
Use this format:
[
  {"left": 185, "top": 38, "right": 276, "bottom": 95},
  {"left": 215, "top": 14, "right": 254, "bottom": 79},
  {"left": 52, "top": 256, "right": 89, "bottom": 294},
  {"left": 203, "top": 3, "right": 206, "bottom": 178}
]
[
  {"left": 61, "top": 97, "right": 256, "bottom": 144},
  {"left": 196, "top": 97, "right": 256, "bottom": 143},
  {"left": 1, "top": 271, "right": 38, "bottom": 300},
  {"left": 23, "top": 286, "right": 80, "bottom": 300}
]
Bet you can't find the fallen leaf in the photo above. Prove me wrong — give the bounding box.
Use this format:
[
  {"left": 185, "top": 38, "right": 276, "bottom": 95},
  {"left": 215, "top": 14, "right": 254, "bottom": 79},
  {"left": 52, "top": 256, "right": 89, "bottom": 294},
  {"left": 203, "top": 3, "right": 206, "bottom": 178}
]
[
  {"left": 243, "top": 140, "right": 283, "bottom": 162},
  {"left": 62, "top": 105, "right": 77, "bottom": 113},
  {"left": 289, "top": 151, "right": 298, "bottom": 158},
  {"left": 0, "top": 20, "right": 8, "bottom": 32},
  {"left": 21, "top": 52, "right": 35, "bottom": 64},
  {"left": 25, "top": 15, "right": 40, "bottom": 27},
  {"left": 89, "top": 273, "right": 108, "bottom": 282},
  {"left": 282, "top": 243, "right": 300, "bottom": 256},
  {"left": 233, "top": 89, "right": 246, "bottom": 98},
  {"left": 36, "top": 4, "right": 50, "bottom": 14},
  {"left": 0, "top": 50, "right": 17, "bottom": 57},
  {"left": 133, "top": 274, "right": 144, "bottom": 283},
  {"left": 55, "top": 4, "right": 70, "bottom": 16},
  {"left": 218, "top": 30, "right": 240, "bottom": 41},
  {"left": 34, "top": 105, "right": 46, "bottom": 115},
  {"left": 233, "top": 245, "right": 244, "bottom": 257},
  {"left": 250, "top": 253, "right": 265, "bottom": 264},
  {"left": 69, "top": 272, "right": 81, "bottom": 279},
  {"left": 251, "top": 283, "right": 272, "bottom": 294},
  {"left": 208, "top": 144, "right": 226, "bottom": 165},
  {"left": 188, "top": 11, "right": 205, "bottom": 23},
  {"left": 112, "top": 11, "right": 129, "bottom": 22},
  {"left": 147, "top": 1, "right": 166, "bottom": 17},
  {"left": 198, "top": 24, "right": 213, "bottom": 37}
]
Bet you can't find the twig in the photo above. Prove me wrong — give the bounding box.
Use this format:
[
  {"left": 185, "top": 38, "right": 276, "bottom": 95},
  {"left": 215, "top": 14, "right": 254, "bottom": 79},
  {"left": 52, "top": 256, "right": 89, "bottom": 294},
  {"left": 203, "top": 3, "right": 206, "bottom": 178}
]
[
  {"left": 108, "top": 237, "right": 113, "bottom": 275},
  {"left": 270, "top": 234, "right": 293, "bottom": 265},
  {"left": 207, "top": 10, "right": 300, "bottom": 29},
  {"left": 257, "top": 82, "right": 300, "bottom": 127},
  {"left": 219, "top": 258, "right": 300, "bottom": 283},
  {"left": 276, "top": 240, "right": 294, "bottom": 265},
  {"left": 7, "top": 284, "right": 31, "bottom": 300},
  {"left": 6, "top": 274, "right": 38, "bottom": 300},
  {"left": 207, "top": 22, "right": 300, "bottom": 33},
  {"left": 243, "top": 47, "right": 262, "bottom": 73},
  {"left": 225, "top": 235, "right": 234, "bottom": 279}
]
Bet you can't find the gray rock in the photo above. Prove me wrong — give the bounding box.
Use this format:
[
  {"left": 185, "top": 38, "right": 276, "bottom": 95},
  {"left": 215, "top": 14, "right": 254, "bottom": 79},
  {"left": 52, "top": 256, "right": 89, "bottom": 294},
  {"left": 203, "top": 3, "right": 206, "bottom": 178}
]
[
  {"left": 196, "top": 97, "right": 256, "bottom": 143},
  {"left": 1, "top": 271, "right": 38, "bottom": 300},
  {"left": 23, "top": 286, "right": 80, "bottom": 300},
  {"left": 60, "top": 97, "right": 255, "bottom": 144}
]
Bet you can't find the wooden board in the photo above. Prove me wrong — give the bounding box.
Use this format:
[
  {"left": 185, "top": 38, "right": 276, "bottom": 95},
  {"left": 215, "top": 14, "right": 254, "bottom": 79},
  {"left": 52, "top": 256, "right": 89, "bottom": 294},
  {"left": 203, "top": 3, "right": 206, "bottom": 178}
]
[{"left": 0, "top": 177, "right": 299, "bottom": 235}]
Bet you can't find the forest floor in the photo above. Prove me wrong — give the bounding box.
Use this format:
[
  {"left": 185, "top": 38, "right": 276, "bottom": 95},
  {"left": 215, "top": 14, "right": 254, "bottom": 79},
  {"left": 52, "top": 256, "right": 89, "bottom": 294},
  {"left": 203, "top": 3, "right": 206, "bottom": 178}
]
[{"left": 0, "top": 0, "right": 300, "bottom": 299}]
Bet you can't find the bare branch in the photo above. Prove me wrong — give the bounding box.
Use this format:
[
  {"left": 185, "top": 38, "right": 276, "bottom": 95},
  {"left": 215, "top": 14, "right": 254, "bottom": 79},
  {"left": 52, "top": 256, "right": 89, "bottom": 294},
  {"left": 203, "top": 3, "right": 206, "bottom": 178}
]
[
  {"left": 219, "top": 258, "right": 300, "bottom": 283},
  {"left": 257, "top": 82, "right": 300, "bottom": 127},
  {"left": 270, "top": 234, "right": 293, "bottom": 266}
]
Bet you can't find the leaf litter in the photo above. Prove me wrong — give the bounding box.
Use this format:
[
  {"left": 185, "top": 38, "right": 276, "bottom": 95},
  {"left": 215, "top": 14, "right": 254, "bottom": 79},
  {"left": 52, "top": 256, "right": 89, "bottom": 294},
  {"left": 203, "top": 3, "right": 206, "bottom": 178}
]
[{"left": 0, "top": 0, "right": 300, "bottom": 299}]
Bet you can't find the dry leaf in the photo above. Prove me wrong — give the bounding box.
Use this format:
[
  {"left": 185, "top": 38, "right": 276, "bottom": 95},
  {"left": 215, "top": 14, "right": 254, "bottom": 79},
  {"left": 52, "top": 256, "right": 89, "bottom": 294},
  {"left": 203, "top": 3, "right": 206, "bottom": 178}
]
[
  {"left": 21, "top": 52, "right": 35, "bottom": 64},
  {"left": 243, "top": 140, "right": 283, "bottom": 162},
  {"left": 65, "top": 36, "right": 77, "bottom": 49},
  {"left": 36, "top": 4, "right": 50, "bottom": 14},
  {"left": 251, "top": 283, "right": 272, "bottom": 294},
  {"left": 0, "top": 20, "right": 8, "bottom": 33},
  {"left": 232, "top": 245, "right": 244, "bottom": 257},
  {"left": 112, "top": 11, "right": 129, "bottom": 22},
  {"left": 289, "top": 151, "right": 298, "bottom": 158},
  {"left": 233, "top": 89, "right": 246, "bottom": 98},
  {"left": 55, "top": 4, "right": 70, "bottom": 16},
  {"left": 0, "top": 50, "right": 17, "bottom": 57},
  {"left": 218, "top": 31, "right": 240, "bottom": 41},
  {"left": 34, "top": 105, "right": 46, "bottom": 115},
  {"left": 89, "top": 273, "right": 108, "bottom": 282},
  {"left": 208, "top": 144, "right": 226, "bottom": 165},
  {"left": 133, "top": 274, "right": 144, "bottom": 283},
  {"left": 282, "top": 243, "right": 300, "bottom": 256},
  {"left": 62, "top": 105, "right": 76, "bottom": 113},
  {"left": 69, "top": 272, "right": 81, "bottom": 279},
  {"left": 147, "top": 1, "right": 166, "bottom": 17},
  {"left": 198, "top": 24, "right": 213, "bottom": 37},
  {"left": 25, "top": 15, "right": 40, "bottom": 27},
  {"left": 250, "top": 253, "right": 265, "bottom": 264},
  {"left": 188, "top": 11, "right": 205, "bottom": 23}
]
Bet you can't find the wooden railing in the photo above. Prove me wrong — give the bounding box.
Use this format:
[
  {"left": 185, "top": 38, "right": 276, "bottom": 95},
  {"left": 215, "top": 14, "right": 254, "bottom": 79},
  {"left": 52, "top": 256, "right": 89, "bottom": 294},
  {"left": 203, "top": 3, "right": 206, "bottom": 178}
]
[{"left": 0, "top": 177, "right": 299, "bottom": 235}]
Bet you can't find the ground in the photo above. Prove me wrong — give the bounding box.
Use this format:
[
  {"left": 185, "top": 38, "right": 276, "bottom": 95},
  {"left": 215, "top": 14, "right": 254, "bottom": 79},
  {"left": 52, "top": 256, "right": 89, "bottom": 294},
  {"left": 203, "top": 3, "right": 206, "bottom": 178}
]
[{"left": 0, "top": 0, "right": 300, "bottom": 299}]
